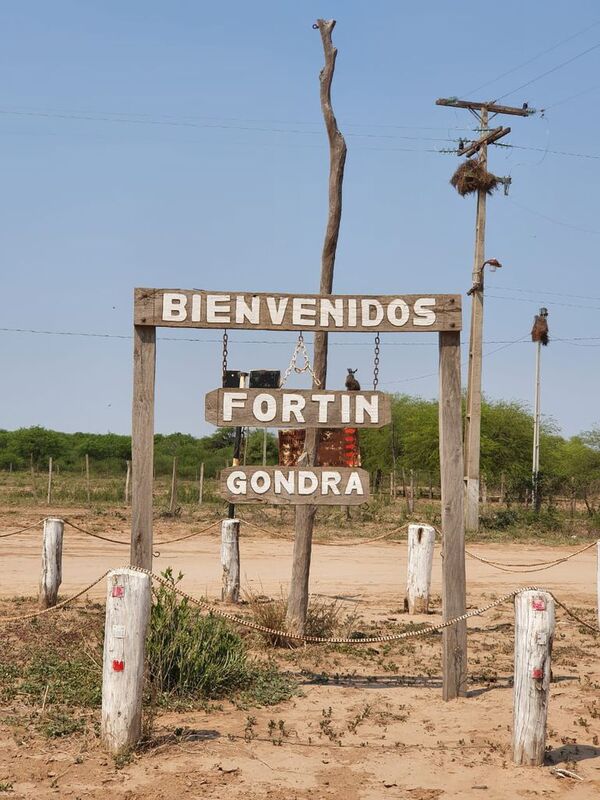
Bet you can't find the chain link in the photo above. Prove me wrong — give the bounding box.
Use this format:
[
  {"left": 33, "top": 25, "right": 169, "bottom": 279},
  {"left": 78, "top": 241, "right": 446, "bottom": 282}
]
[
  {"left": 280, "top": 333, "right": 321, "bottom": 387},
  {"left": 373, "top": 332, "right": 381, "bottom": 390},
  {"left": 222, "top": 329, "right": 229, "bottom": 380}
]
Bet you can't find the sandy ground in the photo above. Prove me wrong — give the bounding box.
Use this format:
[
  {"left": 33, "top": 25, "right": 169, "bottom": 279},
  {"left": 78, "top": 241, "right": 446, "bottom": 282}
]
[{"left": 1, "top": 506, "right": 599, "bottom": 798}]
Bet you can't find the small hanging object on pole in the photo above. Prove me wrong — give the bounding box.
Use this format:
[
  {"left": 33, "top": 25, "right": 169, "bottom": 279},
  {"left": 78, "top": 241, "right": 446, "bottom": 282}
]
[{"left": 531, "top": 307, "right": 549, "bottom": 512}]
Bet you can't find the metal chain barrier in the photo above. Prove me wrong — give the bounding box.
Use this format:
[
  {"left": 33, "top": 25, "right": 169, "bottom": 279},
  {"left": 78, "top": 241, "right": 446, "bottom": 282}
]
[
  {"left": 0, "top": 518, "right": 46, "bottom": 538},
  {"left": 0, "top": 571, "right": 110, "bottom": 623},
  {"left": 464, "top": 538, "right": 598, "bottom": 573},
  {"left": 238, "top": 516, "right": 409, "bottom": 546},
  {"left": 1, "top": 564, "right": 598, "bottom": 639},
  {"left": 280, "top": 332, "right": 321, "bottom": 387}
]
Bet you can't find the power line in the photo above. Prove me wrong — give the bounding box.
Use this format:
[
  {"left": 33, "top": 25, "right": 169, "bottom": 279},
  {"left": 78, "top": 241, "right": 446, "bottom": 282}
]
[
  {"left": 464, "top": 19, "right": 600, "bottom": 97},
  {"left": 0, "top": 108, "right": 462, "bottom": 145},
  {"left": 506, "top": 198, "right": 600, "bottom": 235},
  {"left": 494, "top": 141, "right": 600, "bottom": 161},
  {"left": 494, "top": 40, "right": 600, "bottom": 102},
  {"left": 542, "top": 83, "right": 600, "bottom": 110},
  {"left": 487, "top": 293, "right": 600, "bottom": 311},
  {"left": 1, "top": 326, "right": 571, "bottom": 346},
  {"left": 499, "top": 286, "right": 600, "bottom": 303}
]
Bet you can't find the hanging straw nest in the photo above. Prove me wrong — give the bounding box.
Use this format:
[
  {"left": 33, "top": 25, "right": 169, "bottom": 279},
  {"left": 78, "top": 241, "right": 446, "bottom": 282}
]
[
  {"left": 450, "top": 158, "right": 499, "bottom": 197},
  {"left": 531, "top": 315, "right": 549, "bottom": 346}
]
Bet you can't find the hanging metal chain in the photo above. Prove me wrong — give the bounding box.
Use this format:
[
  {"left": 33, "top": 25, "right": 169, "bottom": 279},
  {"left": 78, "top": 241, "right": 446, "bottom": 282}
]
[
  {"left": 373, "top": 332, "right": 381, "bottom": 390},
  {"left": 280, "top": 332, "right": 321, "bottom": 387},
  {"left": 222, "top": 329, "right": 229, "bottom": 378}
]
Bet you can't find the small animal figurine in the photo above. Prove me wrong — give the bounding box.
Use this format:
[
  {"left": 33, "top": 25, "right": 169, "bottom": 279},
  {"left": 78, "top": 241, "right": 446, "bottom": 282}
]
[{"left": 345, "top": 368, "right": 361, "bottom": 391}]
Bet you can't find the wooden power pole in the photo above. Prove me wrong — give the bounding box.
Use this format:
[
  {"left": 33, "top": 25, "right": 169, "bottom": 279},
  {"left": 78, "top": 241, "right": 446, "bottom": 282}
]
[{"left": 436, "top": 97, "right": 532, "bottom": 532}]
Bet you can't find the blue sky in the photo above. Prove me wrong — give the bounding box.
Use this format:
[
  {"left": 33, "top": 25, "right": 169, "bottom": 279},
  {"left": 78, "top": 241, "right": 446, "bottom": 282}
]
[{"left": 1, "top": 1, "right": 599, "bottom": 438}]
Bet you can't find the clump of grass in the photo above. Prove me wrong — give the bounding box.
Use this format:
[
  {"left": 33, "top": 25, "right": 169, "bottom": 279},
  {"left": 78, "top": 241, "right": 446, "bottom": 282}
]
[
  {"left": 39, "top": 712, "right": 85, "bottom": 739},
  {"left": 244, "top": 589, "right": 344, "bottom": 647},
  {"left": 146, "top": 569, "right": 295, "bottom": 705}
]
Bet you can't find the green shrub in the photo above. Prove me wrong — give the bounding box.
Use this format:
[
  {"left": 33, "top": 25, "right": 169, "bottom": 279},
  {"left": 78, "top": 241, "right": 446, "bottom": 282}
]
[{"left": 147, "top": 569, "right": 251, "bottom": 699}]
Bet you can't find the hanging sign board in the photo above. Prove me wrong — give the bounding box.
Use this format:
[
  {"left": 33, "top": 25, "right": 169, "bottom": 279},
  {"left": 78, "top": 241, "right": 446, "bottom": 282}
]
[
  {"left": 135, "top": 288, "right": 461, "bottom": 333},
  {"left": 205, "top": 389, "right": 391, "bottom": 428},
  {"left": 220, "top": 466, "right": 370, "bottom": 505}
]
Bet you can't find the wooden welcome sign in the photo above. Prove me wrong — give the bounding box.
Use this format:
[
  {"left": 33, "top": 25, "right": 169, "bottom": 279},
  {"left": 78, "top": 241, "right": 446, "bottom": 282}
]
[
  {"left": 205, "top": 388, "right": 391, "bottom": 428},
  {"left": 220, "top": 466, "right": 370, "bottom": 505},
  {"left": 135, "top": 288, "right": 461, "bottom": 333}
]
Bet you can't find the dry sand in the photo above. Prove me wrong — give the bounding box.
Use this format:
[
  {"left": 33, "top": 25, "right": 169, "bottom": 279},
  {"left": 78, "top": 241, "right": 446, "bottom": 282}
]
[{"left": 0, "top": 506, "right": 599, "bottom": 798}]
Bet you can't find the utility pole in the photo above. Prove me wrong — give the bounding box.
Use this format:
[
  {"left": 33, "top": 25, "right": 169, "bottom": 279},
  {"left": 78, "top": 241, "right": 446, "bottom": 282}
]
[
  {"left": 532, "top": 307, "right": 549, "bottom": 512},
  {"left": 436, "top": 97, "right": 533, "bottom": 532}
]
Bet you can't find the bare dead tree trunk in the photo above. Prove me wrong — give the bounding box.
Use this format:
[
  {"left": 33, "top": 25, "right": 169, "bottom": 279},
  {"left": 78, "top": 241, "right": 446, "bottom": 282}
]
[{"left": 286, "top": 19, "right": 347, "bottom": 635}]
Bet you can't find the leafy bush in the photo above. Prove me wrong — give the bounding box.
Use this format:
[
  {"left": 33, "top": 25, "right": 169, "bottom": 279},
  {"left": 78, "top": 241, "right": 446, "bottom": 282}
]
[
  {"left": 147, "top": 569, "right": 251, "bottom": 698},
  {"left": 147, "top": 569, "right": 295, "bottom": 705}
]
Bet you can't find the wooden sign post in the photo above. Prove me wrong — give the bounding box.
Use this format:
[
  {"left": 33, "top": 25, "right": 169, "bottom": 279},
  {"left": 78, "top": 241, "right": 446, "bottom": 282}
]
[{"left": 131, "top": 286, "right": 465, "bottom": 699}]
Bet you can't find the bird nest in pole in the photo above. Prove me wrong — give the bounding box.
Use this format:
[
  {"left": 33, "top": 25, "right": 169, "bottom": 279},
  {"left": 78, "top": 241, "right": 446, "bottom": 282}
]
[{"left": 450, "top": 158, "right": 499, "bottom": 197}]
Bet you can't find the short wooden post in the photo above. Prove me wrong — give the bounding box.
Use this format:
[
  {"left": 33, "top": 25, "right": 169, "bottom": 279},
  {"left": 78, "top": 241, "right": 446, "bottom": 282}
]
[
  {"left": 47, "top": 457, "right": 53, "bottom": 505},
  {"left": 101, "top": 568, "right": 151, "bottom": 756},
  {"left": 39, "top": 517, "right": 63, "bottom": 608},
  {"left": 262, "top": 429, "right": 268, "bottom": 466},
  {"left": 85, "top": 453, "right": 91, "bottom": 504},
  {"left": 439, "top": 330, "right": 467, "bottom": 701},
  {"left": 513, "top": 590, "right": 555, "bottom": 766},
  {"left": 198, "top": 462, "right": 204, "bottom": 505},
  {"left": 221, "top": 519, "right": 240, "bottom": 603},
  {"left": 169, "top": 456, "right": 177, "bottom": 513},
  {"left": 405, "top": 523, "right": 435, "bottom": 614},
  {"left": 125, "top": 460, "right": 131, "bottom": 504}
]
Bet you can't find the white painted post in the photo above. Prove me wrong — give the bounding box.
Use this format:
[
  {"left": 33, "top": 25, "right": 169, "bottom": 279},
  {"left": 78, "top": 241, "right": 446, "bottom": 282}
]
[
  {"left": 101, "top": 568, "right": 151, "bottom": 755},
  {"left": 405, "top": 523, "right": 435, "bottom": 614},
  {"left": 221, "top": 519, "right": 240, "bottom": 603},
  {"left": 39, "top": 517, "right": 64, "bottom": 608},
  {"left": 513, "top": 590, "right": 555, "bottom": 766}
]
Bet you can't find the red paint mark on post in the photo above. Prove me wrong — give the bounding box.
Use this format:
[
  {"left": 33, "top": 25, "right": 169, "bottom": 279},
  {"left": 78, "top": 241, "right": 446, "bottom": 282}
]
[
  {"left": 532, "top": 598, "right": 546, "bottom": 611},
  {"left": 532, "top": 668, "right": 543, "bottom": 679},
  {"left": 112, "top": 586, "right": 125, "bottom": 598},
  {"left": 112, "top": 660, "right": 125, "bottom": 672}
]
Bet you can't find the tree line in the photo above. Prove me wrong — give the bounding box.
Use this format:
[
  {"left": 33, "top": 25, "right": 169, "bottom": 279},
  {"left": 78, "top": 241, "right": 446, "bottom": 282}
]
[{"left": 1, "top": 394, "right": 599, "bottom": 506}]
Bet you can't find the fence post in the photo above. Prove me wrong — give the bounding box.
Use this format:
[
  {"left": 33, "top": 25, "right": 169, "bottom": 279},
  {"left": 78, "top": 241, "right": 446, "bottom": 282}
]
[
  {"left": 221, "top": 519, "right": 240, "bottom": 603},
  {"left": 85, "top": 453, "right": 91, "bottom": 504},
  {"left": 125, "top": 460, "right": 131, "bottom": 504},
  {"left": 47, "top": 457, "right": 53, "bottom": 505},
  {"left": 513, "top": 590, "right": 555, "bottom": 766},
  {"left": 169, "top": 456, "right": 177, "bottom": 513},
  {"left": 101, "top": 568, "right": 151, "bottom": 755},
  {"left": 405, "top": 523, "right": 435, "bottom": 614},
  {"left": 198, "top": 462, "right": 204, "bottom": 505},
  {"left": 39, "top": 517, "right": 64, "bottom": 608}
]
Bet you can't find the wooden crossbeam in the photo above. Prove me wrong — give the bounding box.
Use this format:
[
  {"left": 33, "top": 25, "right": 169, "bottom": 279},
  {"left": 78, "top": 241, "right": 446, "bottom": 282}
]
[
  {"left": 457, "top": 126, "right": 511, "bottom": 157},
  {"left": 436, "top": 97, "right": 533, "bottom": 117}
]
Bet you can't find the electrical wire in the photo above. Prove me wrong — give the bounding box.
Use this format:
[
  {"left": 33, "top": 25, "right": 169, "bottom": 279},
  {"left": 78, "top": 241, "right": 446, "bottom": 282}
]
[
  {"left": 463, "top": 19, "right": 600, "bottom": 97},
  {"left": 494, "top": 40, "right": 600, "bottom": 102},
  {"left": 506, "top": 197, "right": 600, "bottom": 235},
  {"left": 542, "top": 83, "right": 600, "bottom": 110},
  {"left": 7, "top": 326, "right": 594, "bottom": 346},
  {"left": 0, "top": 108, "right": 461, "bottom": 145},
  {"left": 494, "top": 142, "right": 600, "bottom": 161}
]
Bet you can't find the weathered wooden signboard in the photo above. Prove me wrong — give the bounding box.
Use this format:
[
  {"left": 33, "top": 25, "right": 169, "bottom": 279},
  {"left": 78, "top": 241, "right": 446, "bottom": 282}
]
[
  {"left": 220, "top": 466, "right": 370, "bottom": 505},
  {"left": 135, "top": 288, "right": 461, "bottom": 333},
  {"left": 205, "top": 388, "right": 391, "bottom": 428}
]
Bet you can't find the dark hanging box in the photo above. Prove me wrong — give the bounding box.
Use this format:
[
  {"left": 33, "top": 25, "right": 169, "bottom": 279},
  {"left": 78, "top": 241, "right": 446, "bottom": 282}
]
[
  {"left": 222, "top": 370, "right": 243, "bottom": 388},
  {"left": 249, "top": 370, "right": 281, "bottom": 389}
]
